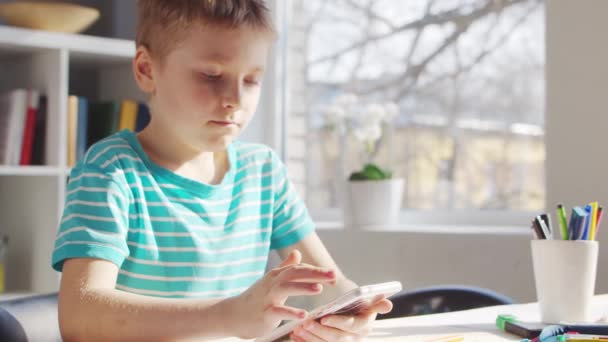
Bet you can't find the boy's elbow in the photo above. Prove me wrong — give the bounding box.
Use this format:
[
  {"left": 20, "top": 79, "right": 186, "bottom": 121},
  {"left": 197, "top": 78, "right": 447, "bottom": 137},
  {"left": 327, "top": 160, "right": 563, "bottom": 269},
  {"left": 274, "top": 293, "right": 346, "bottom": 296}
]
[
  {"left": 58, "top": 295, "right": 90, "bottom": 342},
  {"left": 59, "top": 309, "right": 86, "bottom": 342}
]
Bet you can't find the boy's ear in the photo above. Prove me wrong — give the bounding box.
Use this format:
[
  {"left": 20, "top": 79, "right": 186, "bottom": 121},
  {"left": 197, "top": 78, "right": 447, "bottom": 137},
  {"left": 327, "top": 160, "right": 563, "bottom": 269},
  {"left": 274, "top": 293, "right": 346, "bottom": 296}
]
[{"left": 133, "top": 46, "right": 156, "bottom": 94}]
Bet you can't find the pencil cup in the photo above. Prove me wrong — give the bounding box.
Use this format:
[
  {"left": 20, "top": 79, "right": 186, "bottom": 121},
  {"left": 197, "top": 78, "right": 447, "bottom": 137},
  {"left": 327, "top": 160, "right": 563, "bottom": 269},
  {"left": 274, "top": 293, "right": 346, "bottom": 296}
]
[{"left": 531, "top": 240, "right": 599, "bottom": 323}]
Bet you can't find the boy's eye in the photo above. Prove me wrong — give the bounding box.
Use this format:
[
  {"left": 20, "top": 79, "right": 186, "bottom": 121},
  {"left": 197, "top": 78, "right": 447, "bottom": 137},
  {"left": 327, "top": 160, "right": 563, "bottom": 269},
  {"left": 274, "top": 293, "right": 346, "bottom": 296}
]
[
  {"left": 202, "top": 73, "right": 221, "bottom": 80},
  {"left": 245, "top": 78, "right": 260, "bottom": 86}
]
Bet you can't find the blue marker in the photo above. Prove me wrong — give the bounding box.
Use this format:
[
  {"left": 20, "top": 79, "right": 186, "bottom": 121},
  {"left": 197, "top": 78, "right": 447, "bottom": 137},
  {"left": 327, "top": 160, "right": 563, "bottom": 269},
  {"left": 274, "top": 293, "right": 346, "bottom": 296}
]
[
  {"left": 570, "top": 207, "right": 587, "bottom": 240},
  {"left": 582, "top": 205, "right": 593, "bottom": 240}
]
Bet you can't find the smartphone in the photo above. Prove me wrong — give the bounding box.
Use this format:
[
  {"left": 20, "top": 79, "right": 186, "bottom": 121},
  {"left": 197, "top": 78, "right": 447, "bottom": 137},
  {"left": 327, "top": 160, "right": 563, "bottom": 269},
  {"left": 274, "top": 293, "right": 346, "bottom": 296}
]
[
  {"left": 504, "top": 320, "right": 548, "bottom": 338},
  {"left": 255, "top": 281, "right": 403, "bottom": 342}
]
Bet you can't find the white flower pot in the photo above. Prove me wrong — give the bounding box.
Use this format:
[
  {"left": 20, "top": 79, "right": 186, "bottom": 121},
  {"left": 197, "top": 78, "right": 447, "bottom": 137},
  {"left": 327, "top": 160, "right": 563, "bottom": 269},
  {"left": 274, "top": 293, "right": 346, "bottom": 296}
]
[{"left": 343, "top": 178, "right": 404, "bottom": 229}]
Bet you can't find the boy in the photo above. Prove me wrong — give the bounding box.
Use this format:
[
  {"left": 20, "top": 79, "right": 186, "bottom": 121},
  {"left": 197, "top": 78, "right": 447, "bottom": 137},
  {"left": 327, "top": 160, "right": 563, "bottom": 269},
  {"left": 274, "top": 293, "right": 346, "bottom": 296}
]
[{"left": 52, "top": 1, "right": 392, "bottom": 341}]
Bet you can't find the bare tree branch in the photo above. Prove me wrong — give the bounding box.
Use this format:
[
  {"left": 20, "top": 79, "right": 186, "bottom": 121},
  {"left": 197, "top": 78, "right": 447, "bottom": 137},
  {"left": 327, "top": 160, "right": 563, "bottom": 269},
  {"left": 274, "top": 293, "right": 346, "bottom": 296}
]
[
  {"left": 342, "top": 0, "right": 397, "bottom": 30},
  {"left": 348, "top": 0, "right": 375, "bottom": 83},
  {"left": 355, "top": 0, "right": 539, "bottom": 97},
  {"left": 310, "top": 0, "right": 533, "bottom": 66},
  {"left": 415, "top": 0, "right": 542, "bottom": 94}
]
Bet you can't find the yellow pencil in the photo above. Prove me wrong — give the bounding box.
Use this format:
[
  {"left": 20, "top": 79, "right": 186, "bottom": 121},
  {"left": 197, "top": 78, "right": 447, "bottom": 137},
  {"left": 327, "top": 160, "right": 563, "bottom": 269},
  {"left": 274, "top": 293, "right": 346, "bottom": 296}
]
[
  {"left": 590, "top": 201, "right": 599, "bottom": 240},
  {"left": 426, "top": 336, "right": 465, "bottom": 342}
]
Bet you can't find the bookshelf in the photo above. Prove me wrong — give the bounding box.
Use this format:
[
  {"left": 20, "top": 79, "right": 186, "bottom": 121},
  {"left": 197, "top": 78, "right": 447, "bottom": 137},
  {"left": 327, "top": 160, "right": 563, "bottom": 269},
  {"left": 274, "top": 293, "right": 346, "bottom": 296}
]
[{"left": 0, "top": 25, "right": 144, "bottom": 293}]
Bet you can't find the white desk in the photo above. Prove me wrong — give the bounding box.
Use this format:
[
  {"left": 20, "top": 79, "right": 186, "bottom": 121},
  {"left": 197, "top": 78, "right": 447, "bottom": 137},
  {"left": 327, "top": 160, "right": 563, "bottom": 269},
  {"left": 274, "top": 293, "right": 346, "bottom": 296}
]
[{"left": 219, "top": 295, "right": 608, "bottom": 341}]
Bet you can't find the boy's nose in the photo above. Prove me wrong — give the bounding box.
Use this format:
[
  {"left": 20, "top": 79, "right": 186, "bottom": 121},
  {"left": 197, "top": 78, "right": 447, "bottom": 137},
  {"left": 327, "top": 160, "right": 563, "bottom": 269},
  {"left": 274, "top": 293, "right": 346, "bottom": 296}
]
[{"left": 221, "top": 84, "right": 243, "bottom": 110}]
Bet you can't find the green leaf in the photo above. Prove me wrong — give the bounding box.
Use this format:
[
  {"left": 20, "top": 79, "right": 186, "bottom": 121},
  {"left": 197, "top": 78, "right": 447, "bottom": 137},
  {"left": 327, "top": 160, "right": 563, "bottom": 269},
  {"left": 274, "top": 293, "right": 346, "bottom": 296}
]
[
  {"left": 348, "top": 171, "right": 368, "bottom": 181},
  {"left": 349, "top": 164, "right": 393, "bottom": 181}
]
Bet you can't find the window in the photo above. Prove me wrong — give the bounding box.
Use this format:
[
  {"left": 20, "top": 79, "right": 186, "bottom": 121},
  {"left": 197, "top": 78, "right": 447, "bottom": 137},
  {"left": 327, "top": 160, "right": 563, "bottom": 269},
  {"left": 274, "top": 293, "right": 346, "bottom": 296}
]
[{"left": 283, "top": 0, "right": 545, "bottom": 219}]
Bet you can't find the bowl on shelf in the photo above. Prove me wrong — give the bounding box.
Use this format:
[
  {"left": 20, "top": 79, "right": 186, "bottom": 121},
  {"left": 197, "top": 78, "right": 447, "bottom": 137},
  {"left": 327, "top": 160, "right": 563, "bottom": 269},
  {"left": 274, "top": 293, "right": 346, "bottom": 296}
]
[{"left": 0, "top": 1, "right": 99, "bottom": 33}]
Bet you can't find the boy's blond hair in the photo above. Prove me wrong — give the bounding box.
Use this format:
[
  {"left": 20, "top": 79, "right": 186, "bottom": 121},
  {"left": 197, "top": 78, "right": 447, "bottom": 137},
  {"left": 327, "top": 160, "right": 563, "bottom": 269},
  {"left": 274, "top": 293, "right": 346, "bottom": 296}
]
[{"left": 136, "top": 0, "right": 274, "bottom": 60}]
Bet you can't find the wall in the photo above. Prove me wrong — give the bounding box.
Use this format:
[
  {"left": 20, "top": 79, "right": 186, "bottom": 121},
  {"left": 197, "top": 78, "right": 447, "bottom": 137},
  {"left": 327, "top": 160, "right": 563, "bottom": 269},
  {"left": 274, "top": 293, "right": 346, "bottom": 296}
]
[
  {"left": 316, "top": 230, "right": 535, "bottom": 302},
  {"left": 545, "top": 0, "right": 608, "bottom": 294}
]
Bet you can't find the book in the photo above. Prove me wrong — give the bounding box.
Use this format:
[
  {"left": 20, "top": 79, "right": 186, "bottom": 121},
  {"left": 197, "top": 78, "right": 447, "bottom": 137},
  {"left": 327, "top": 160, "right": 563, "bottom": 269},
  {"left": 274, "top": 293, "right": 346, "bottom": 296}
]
[
  {"left": 20, "top": 90, "right": 40, "bottom": 165},
  {"left": 31, "top": 96, "right": 47, "bottom": 165},
  {"left": 76, "top": 97, "right": 88, "bottom": 162},
  {"left": 87, "top": 101, "right": 119, "bottom": 147},
  {"left": 0, "top": 92, "right": 12, "bottom": 165},
  {"left": 135, "top": 102, "right": 150, "bottom": 132},
  {"left": 118, "top": 100, "right": 138, "bottom": 131},
  {"left": 1, "top": 89, "right": 28, "bottom": 165},
  {"left": 67, "top": 95, "right": 79, "bottom": 167}
]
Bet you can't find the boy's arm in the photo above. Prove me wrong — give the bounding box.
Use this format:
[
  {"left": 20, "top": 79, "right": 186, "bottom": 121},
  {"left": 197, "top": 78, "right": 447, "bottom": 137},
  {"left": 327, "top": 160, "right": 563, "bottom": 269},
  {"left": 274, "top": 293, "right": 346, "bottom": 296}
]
[
  {"left": 276, "top": 232, "right": 358, "bottom": 306},
  {"left": 59, "top": 258, "right": 235, "bottom": 341}
]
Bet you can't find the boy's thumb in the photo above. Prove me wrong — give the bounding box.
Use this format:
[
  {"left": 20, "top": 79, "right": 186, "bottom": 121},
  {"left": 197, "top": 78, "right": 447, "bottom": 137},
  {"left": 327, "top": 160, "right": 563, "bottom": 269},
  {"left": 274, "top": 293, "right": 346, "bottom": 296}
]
[{"left": 279, "top": 249, "right": 302, "bottom": 268}]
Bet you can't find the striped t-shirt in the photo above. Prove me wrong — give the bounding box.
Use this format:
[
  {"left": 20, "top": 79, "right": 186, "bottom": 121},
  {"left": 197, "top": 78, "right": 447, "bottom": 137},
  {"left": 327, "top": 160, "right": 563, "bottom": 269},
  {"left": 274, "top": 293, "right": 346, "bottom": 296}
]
[{"left": 51, "top": 130, "right": 315, "bottom": 298}]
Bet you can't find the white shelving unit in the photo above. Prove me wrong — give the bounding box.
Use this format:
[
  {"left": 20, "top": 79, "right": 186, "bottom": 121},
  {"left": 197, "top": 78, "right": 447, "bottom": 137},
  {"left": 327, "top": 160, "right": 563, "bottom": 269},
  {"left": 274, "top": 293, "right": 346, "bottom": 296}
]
[{"left": 0, "top": 25, "right": 144, "bottom": 293}]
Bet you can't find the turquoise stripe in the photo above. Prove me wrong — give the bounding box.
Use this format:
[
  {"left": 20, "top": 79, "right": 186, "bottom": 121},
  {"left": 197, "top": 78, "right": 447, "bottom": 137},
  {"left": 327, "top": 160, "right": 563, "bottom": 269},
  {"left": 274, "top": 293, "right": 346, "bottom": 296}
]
[
  {"left": 121, "top": 258, "right": 267, "bottom": 277},
  {"left": 126, "top": 230, "right": 271, "bottom": 248},
  {"left": 60, "top": 216, "right": 126, "bottom": 233},
  {"left": 128, "top": 245, "right": 271, "bottom": 263},
  {"left": 117, "top": 274, "right": 260, "bottom": 294}
]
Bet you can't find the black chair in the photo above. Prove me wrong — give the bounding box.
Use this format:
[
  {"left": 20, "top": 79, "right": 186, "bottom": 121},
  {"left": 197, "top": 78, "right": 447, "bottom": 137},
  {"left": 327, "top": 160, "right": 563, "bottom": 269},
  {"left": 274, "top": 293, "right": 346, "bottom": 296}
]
[
  {"left": 378, "top": 285, "right": 514, "bottom": 320},
  {"left": 0, "top": 293, "right": 61, "bottom": 341}
]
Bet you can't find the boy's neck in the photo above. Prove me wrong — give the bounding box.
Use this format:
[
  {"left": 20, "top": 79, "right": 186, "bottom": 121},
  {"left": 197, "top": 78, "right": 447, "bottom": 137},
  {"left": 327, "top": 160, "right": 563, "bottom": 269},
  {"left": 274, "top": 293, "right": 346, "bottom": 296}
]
[{"left": 136, "top": 122, "right": 230, "bottom": 186}]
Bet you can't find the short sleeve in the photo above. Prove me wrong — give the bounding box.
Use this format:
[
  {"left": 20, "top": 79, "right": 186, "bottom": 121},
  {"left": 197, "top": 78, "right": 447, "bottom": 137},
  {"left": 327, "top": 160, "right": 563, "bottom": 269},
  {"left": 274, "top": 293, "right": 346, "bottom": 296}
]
[
  {"left": 270, "top": 152, "right": 315, "bottom": 250},
  {"left": 52, "top": 165, "right": 130, "bottom": 271}
]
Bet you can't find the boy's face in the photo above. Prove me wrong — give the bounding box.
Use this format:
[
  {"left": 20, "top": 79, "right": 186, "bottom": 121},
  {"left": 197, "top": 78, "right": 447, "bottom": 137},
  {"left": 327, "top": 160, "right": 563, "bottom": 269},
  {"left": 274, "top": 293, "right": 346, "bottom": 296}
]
[{"left": 138, "top": 25, "right": 272, "bottom": 152}]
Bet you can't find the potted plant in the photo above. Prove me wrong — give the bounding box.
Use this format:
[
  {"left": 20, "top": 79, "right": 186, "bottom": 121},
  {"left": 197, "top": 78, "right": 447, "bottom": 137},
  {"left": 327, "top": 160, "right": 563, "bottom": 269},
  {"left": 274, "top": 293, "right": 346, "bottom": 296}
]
[{"left": 323, "top": 94, "right": 404, "bottom": 228}]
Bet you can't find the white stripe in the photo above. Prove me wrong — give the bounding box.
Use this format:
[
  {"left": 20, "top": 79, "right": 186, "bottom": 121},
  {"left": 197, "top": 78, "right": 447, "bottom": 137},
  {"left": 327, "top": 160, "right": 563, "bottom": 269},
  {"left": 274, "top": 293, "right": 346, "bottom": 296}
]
[
  {"left": 100, "top": 154, "right": 143, "bottom": 168},
  {"left": 134, "top": 214, "right": 271, "bottom": 232},
  {"left": 88, "top": 144, "right": 131, "bottom": 163},
  {"left": 61, "top": 213, "right": 123, "bottom": 224},
  {"left": 128, "top": 227, "right": 272, "bottom": 242},
  {"left": 68, "top": 172, "right": 111, "bottom": 184},
  {"left": 130, "top": 184, "right": 181, "bottom": 192},
  {"left": 235, "top": 159, "right": 272, "bottom": 175},
  {"left": 162, "top": 184, "right": 274, "bottom": 206},
  {"left": 56, "top": 226, "right": 124, "bottom": 241},
  {"left": 115, "top": 168, "right": 152, "bottom": 178},
  {"left": 115, "top": 284, "right": 246, "bottom": 297},
  {"left": 280, "top": 197, "right": 300, "bottom": 217},
  {"left": 64, "top": 200, "right": 128, "bottom": 217},
  {"left": 128, "top": 182, "right": 179, "bottom": 190},
  {"left": 118, "top": 269, "right": 263, "bottom": 282},
  {"left": 237, "top": 148, "right": 269, "bottom": 161},
  {"left": 233, "top": 169, "right": 278, "bottom": 188},
  {"left": 125, "top": 255, "right": 267, "bottom": 267},
  {"left": 128, "top": 199, "right": 272, "bottom": 220},
  {"left": 65, "top": 186, "right": 127, "bottom": 202},
  {"left": 273, "top": 206, "right": 305, "bottom": 233},
  {"left": 272, "top": 219, "right": 310, "bottom": 240},
  {"left": 54, "top": 240, "right": 128, "bottom": 257},
  {"left": 127, "top": 241, "right": 269, "bottom": 253},
  {"left": 273, "top": 179, "right": 291, "bottom": 210}
]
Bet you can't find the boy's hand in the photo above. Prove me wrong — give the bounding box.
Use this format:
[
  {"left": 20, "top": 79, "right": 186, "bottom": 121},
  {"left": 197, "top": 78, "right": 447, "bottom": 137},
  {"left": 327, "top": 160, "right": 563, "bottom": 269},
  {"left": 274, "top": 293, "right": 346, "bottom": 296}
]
[
  {"left": 290, "top": 298, "right": 393, "bottom": 342},
  {"left": 228, "top": 250, "right": 337, "bottom": 339}
]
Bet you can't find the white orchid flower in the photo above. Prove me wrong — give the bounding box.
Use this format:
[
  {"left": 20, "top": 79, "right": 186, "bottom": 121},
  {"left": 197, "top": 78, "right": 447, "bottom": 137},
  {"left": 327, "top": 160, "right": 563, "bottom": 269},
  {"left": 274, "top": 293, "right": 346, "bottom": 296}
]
[
  {"left": 363, "top": 103, "right": 386, "bottom": 123},
  {"left": 354, "top": 123, "right": 382, "bottom": 143}
]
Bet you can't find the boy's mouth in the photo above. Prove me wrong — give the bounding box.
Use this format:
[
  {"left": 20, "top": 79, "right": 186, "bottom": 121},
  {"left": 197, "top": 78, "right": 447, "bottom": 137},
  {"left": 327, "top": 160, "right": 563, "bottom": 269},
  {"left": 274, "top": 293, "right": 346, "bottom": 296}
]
[{"left": 209, "top": 120, "right": 237, "bottom": 127}]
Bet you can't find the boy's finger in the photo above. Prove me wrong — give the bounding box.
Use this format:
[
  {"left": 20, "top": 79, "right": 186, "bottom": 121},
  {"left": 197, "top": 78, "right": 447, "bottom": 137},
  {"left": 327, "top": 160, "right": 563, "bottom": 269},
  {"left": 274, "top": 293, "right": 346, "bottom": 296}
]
[
  {"left": 369, "top": 299, "right": 393, "bottom": 315},
  {"left": 273, "top": 282, "right": 323, "bottom": 299},
  {"left": 266, "top": 304, "right": 308, "bottom": 322},
  {"left": 277, "top": 265, "right": 336, "bottom": 283},
  {"left": 278, "top": 249, "right": 302, "bottom": 268},
  {"left": 299, "top": 320, "right": 359, "bottom": 341}
]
